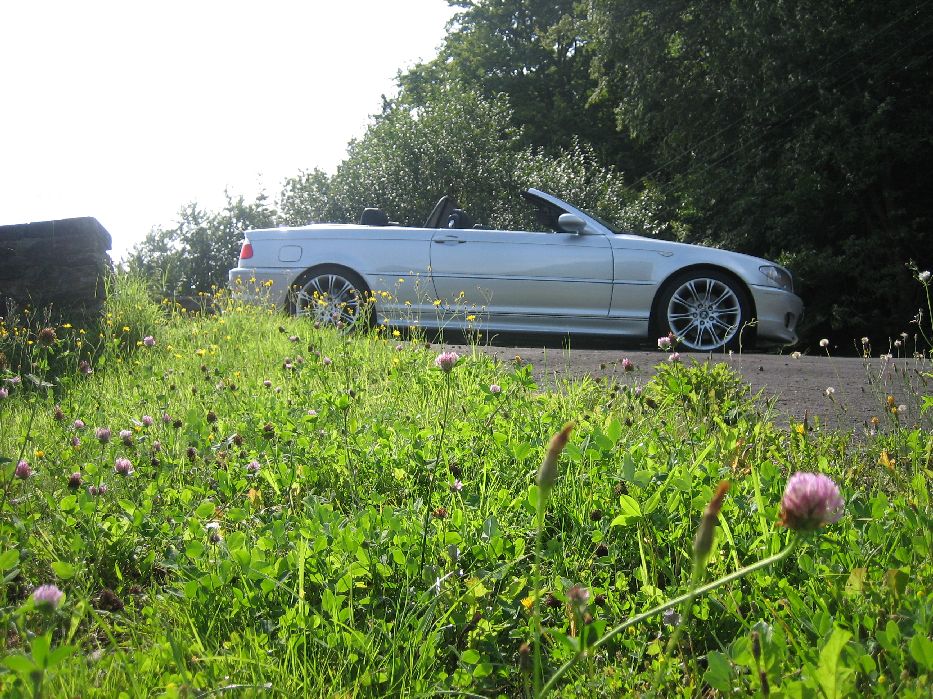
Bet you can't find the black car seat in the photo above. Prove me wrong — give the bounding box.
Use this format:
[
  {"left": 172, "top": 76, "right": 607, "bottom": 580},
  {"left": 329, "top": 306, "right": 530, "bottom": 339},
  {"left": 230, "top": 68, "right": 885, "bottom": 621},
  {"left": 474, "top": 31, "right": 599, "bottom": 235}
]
[
  {"left": 446, "top": 209, "right": 474, "bottom": 229},
  {"left": 360, "top": 208, "right": 389, "bottom": 226}
]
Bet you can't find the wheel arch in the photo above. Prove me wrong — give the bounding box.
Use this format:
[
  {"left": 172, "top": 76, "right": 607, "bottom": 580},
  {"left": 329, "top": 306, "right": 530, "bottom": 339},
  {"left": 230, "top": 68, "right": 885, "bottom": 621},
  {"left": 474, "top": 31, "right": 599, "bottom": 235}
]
[
  {"left": 649, "top": 264, "right": 758, "bottom": 342},
  {"left": 286, "top": 263, "right": 373, "bottom": 313}
]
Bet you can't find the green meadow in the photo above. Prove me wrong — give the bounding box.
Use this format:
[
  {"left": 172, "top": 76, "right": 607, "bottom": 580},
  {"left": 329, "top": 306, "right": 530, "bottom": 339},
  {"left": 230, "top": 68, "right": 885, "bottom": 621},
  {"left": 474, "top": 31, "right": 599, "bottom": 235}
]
[{"left": 1, "top": 277, "right": 931, "bottom": 697}]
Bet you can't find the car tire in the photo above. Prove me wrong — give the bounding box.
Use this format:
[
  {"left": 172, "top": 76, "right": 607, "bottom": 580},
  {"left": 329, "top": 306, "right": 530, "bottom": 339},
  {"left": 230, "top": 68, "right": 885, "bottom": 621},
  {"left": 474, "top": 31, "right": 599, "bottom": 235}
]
[
  {"left": 288, "top": 266, "right": 373, "bottom": 329},
  {"left": 655, "top": 270, "right": 753, "bottom": 351}
]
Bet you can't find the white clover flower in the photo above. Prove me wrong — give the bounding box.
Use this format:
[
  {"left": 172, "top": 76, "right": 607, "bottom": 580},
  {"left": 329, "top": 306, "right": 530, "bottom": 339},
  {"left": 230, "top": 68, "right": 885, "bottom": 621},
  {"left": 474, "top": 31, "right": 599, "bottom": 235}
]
[
  {"left": 824, "top": 387, "right": 835, "bottom": 397},
  {"left": 791, "top": 351, "right": 802, "bottom": 359},
  {"left": 919, "top": 270, "right": 931, "bottom": 284},
  {"left": 819, "top": 339, "right": 829, "bottom": 348}
]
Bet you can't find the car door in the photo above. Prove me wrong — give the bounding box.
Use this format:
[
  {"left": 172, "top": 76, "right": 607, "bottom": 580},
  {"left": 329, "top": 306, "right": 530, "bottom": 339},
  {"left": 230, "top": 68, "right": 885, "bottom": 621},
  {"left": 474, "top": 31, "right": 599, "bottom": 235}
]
[{"left": 429, "top": 227, "right": 613, "bottom": 330}]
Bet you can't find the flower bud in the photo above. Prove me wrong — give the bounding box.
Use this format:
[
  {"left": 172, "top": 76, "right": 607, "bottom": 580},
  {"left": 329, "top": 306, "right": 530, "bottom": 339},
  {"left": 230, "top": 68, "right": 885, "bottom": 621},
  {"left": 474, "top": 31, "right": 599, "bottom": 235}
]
[
  {"left": 694, "top": 481, "right": 730, "bottom": 564},
  {"left": 537, "top": 423, "right": 574, "bottom": 499}
]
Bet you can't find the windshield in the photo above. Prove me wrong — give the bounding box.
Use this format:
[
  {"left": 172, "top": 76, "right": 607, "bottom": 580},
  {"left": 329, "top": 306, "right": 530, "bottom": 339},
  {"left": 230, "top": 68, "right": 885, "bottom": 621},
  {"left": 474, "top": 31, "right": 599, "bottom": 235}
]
[
  {"left": 522, "top": 188, "right": 628, "bottom": 235},
  {"left": 579, "top": 208, "right": 624, "bottom": 234}
]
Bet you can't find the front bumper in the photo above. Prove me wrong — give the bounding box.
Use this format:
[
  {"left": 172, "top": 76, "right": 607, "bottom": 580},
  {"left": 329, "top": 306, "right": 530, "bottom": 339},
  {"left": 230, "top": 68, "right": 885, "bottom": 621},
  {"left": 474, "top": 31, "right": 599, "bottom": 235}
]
[{"left": 750, "top": 285, "right": 804, "bottom": 346}]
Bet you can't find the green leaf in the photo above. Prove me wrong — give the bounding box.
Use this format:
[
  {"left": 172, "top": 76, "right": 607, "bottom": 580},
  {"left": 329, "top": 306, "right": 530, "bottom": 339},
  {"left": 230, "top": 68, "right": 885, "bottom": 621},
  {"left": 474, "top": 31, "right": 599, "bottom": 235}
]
[
  {"left": 226, "top": 531, "right": 246, "bottom": 551},
  {"left": 185, "top": 541, "right": 205, "bottom": 559},
  {"left": 59, "top": 495, "right": 77, "bottom": 512},
  {"left": 526, "top": 484, "right": 540, "bottom": 513},
  {"left": 605, "top": 418, "right": 622, "bottom": 444},
  {"left": 31, "top": 634, "right": 50, "bottom": 667},
  {"left": 909, "top": 634, "right": 933, "bottom": 670},
  {"left": 461, "top": 649, "right": 481, "bottom": 665},
  {"left": 46, "top": 644, "right": 76, "bottom": 669},
  {"left": 593, "top": 429, "right": 613, "bottom": 452},
  {"left": 621, "top": 452, "right": 636, "bottom": 482},
  {"left": 51, "top": 561, "right": 76, "bottom": 580},
  {"left": 703, "top": 651, "right": 732, "bottom": 692},
  {"left": 814, "top": 626, "right": 852, "bottom": 699},
  {"left": 195, "top": 500, "right": 216, "bottom": 518},
  {"left": 0, "top": 548, "right": 20, "bottom": 573},
  {"left": 2, "top": 653, "right": 37, "bottom": 674},
  {"left": 511, "top": 441, "right": 535, "bottom": 460},
  {"left": 473, "top": 661, "right": 493, "bottom": 678},
  {"left": 610, "top": 495, "right": 642, "bottom": 527}
]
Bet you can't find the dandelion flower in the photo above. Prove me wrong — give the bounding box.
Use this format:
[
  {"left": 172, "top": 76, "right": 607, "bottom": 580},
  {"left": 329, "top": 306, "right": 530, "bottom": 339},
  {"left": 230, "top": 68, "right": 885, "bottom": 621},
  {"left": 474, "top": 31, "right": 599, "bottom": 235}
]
[{"left": 778, "top": 472, "right": 844, "bottom": 532}]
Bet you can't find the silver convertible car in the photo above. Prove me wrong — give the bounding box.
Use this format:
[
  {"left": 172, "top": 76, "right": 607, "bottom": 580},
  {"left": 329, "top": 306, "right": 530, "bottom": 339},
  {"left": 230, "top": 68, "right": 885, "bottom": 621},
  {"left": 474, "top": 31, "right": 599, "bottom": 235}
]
[{"left": 228, "top": 189, "right": 803, "bottom": 351}]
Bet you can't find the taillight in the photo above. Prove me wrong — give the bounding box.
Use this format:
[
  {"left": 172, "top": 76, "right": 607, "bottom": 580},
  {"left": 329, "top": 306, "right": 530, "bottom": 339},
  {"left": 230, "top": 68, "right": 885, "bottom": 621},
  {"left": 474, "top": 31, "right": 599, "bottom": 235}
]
[{"left": 239, "top": 242, "right": 254, "bottom": 260}]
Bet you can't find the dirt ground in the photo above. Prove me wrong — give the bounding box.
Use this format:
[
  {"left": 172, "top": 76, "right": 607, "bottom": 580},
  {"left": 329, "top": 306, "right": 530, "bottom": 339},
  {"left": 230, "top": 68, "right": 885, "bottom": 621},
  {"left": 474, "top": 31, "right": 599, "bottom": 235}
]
[{"left": 441, "top": 340, "right": 930, "bottom": 433}]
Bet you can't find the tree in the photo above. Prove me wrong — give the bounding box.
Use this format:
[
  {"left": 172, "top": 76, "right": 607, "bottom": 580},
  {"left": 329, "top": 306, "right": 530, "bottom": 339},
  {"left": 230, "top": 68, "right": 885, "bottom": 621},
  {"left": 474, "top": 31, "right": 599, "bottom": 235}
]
[
  {"left": 587, "top": 0, "right": 933, "bottom": 341},
  {"left": 398, "top": 0, "right": 644, "bottom": 172},
  {"left": 125, "top": 192, "right": 277, "bottom": 295},
  {"left": 278, "top": 87, "right": 632, "bottom": 234}
]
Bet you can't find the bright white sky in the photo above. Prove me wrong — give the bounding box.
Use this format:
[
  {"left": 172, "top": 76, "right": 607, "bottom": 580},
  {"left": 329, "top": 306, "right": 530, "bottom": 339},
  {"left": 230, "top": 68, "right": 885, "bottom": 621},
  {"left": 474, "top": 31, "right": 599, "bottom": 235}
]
[{"left": 0, "top": 0, "right": 456, "bottom": 259}]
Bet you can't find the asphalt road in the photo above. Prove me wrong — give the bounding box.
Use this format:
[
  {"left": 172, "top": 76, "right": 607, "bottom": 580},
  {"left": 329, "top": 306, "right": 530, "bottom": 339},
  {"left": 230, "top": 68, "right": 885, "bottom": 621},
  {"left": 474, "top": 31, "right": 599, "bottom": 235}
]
[{"left": 441, "top": 340, "right": 930, "bottom": 432}]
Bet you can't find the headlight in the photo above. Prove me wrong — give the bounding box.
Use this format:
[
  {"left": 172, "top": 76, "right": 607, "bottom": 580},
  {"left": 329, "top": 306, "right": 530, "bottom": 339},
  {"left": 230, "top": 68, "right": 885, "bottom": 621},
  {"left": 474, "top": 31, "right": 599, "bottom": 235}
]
[{"left": 759, "top": 265, "right": 793, "bottom": 292}]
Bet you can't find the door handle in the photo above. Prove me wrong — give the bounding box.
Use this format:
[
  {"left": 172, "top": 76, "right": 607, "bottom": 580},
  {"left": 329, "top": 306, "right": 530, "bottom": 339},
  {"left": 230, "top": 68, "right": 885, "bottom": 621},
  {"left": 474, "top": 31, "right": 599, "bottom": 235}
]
[{"left": 433, "top": 236, "right": 465, "bottom": 244}]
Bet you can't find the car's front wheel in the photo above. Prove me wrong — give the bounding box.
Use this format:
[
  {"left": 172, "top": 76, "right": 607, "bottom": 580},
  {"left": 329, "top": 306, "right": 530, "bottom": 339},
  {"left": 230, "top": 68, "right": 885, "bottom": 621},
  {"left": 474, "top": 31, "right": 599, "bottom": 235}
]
[
  {"left": 656, "top": 271, "right": 752, "bottom": 351},
  {"left": 289, "top": 266, "right": 371, "bottom": 329}
]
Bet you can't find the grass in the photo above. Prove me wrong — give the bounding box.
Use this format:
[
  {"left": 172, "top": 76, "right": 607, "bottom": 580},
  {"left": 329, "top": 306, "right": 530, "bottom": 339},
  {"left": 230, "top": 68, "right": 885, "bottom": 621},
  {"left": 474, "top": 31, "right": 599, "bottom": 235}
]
[{"left": 0, "top": 276, "right": 931, "bottom": 697}]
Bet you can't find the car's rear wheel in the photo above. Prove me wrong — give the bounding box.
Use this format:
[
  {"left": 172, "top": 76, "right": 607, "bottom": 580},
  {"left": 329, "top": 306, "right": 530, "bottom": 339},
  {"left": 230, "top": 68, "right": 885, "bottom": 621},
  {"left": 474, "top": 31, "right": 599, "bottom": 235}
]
[
  {"left": 289, "top": 266, "right": 372, "bottom": 328},
  {"left": 656, "top": 270, "right": 751, "bottom": 351}
]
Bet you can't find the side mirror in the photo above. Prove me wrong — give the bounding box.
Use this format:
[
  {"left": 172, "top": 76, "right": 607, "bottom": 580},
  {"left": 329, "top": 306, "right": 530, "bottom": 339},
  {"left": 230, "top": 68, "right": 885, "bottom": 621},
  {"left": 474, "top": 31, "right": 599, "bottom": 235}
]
[{"left": 557, "top": 213, "right": 587, "bottom": 234}]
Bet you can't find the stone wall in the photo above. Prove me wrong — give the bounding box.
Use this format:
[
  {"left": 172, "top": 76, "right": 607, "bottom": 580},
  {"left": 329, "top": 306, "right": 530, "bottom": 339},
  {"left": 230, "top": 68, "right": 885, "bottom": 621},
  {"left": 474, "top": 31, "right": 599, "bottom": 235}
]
[{"left": 0, "top": 217, "right": 112, "bottom": 318}]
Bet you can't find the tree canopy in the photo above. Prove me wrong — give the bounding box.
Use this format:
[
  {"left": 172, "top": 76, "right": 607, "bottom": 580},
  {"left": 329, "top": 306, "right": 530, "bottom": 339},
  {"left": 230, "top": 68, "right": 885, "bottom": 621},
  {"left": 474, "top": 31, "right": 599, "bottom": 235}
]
[{"left": 129, "top": 0, "right": 933, "bottom": 345}]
